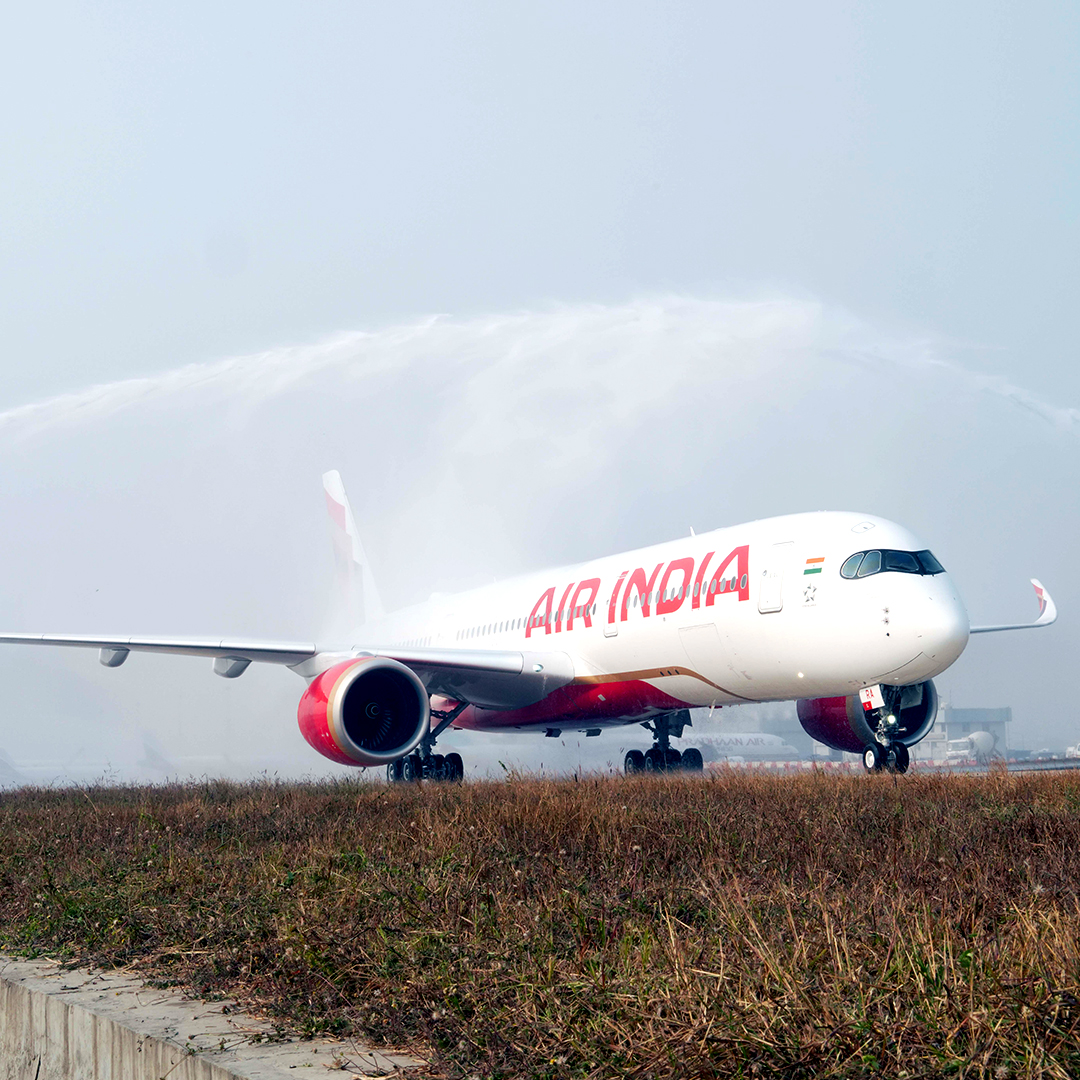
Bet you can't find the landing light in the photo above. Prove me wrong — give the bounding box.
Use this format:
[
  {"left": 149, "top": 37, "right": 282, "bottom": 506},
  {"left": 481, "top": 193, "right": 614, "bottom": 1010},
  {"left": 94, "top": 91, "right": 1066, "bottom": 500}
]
[{"left": 797, "top": 672, "right": 804, "bottom": 678}]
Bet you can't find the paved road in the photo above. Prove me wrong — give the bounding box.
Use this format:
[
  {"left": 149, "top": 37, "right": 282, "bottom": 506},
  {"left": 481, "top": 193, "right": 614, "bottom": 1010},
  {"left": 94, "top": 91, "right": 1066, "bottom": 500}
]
[{"left": 920, "top": 757, "right": 1080, "bottom": 774}]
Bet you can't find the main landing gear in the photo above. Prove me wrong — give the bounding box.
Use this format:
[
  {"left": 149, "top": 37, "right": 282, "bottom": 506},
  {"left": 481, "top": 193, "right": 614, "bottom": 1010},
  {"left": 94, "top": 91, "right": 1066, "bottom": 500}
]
[
  {"left": 387, "top": 751, "right": 464, "bottom": 784},
  {"left": 624, "top": 711, "right": 704, "bottom": 775},
  {"left": 387, "top": 701, "right": 467, "bottom": 783},
  {"left": 861, "top": 686, "right": 910, "bottom": 774}
]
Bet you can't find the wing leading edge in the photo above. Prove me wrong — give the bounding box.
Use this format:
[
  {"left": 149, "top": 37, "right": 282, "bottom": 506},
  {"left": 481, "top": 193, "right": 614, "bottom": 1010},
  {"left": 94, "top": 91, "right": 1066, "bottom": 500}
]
[
  {"left": 0, "top": 633, "right": 576, "bottom": 708},
  {"left": 0, "top": 634, "right": 317, "bottom": 670}
]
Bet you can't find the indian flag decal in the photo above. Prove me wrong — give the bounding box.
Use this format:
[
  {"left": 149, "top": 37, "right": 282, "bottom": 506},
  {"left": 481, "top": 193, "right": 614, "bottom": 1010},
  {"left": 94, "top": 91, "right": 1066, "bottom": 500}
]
[{"left": 804, "top": 557, "right": 824, "bottom": 575}]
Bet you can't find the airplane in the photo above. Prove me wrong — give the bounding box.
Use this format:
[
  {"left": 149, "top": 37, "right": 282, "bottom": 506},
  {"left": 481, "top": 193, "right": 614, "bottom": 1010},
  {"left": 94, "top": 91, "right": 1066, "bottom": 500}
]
[
  {"left": 680, "top": 731, "right": 802, "bottom": 762},
  {"left": 0, "top": 472, "right": 1057, "bottom": 780}
]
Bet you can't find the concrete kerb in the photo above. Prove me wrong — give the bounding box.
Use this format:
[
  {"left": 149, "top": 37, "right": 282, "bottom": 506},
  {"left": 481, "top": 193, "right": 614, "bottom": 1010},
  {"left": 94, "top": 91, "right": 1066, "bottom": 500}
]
[{"left": 0, "top": 954, "right": 422, "bottom": 1080}]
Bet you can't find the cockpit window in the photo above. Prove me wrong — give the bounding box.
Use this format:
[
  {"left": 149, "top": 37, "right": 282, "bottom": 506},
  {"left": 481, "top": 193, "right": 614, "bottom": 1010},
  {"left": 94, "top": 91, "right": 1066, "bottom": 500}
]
[
  {"left": 916, "top": 550, "right": 945, "bottom": 574},
  {"left": 884, "top": 550, "right": 920, "bottom": 574},
  {"left": 841, "top": 548, "right": 946, "bottom": 580},
  {"left": 840, "top": 553, "right": 864, "bottom": 578},
  {"left": 856, "top": 550, "right": 882, "bottom": 577}
]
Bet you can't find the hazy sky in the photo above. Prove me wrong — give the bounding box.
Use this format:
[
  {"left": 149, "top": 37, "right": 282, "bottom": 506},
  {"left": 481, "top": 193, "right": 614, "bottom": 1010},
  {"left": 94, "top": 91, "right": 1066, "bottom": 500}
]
[
  {"left": 3, "top": 2, "right": 1077, "bottom": 404},
  {"left": 0, "top": 3, "right": 1077, "bottom": 776}
]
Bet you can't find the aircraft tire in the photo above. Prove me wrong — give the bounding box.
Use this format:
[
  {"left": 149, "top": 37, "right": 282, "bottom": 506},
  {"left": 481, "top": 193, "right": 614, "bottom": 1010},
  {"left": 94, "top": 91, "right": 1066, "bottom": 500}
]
[
  {"left": 892, "top": 743, "right": 910, "bottom": 774},
  {"left": 444, "top": 752, "right": 464, "bottom": 782},
  {"left": 644, "top": 747, "right": 664, "bottom": 772},
  {"left": 624, "top": 749, "right": 645, "bottom": 774},
  {"left": 665, "top": 748, "right": 682, "bottom": 769},
  {"left": 387, "top": 759, "right": 405, "bottom": 784},
  {"left": 681, "top": 747, "right": 704, "bottom": 772},
  {"left": 862, "top": 744, "right": 884, "bottom": 772},
  {"left": 403, "top": 753, "right": 423, "bottom": 782}
]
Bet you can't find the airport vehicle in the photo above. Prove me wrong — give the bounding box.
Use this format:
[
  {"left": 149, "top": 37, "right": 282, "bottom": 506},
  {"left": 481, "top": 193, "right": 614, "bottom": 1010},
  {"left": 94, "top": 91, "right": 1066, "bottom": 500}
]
[
  {"left": 945, "top": 731, "right": 999, "bottom": 765},
  {"left": 0, "top": 474, "right": 1057, "bottom": 777}
]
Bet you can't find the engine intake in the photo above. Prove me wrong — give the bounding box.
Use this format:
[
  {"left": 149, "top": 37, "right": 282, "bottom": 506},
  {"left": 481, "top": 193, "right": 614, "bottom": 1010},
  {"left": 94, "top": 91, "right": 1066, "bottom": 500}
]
[
  {"left": 297, "top": 657, "right": 430, "bottom": 766},
  {"left": 797, "top": 680, "right": 938, "bottom": 754}
]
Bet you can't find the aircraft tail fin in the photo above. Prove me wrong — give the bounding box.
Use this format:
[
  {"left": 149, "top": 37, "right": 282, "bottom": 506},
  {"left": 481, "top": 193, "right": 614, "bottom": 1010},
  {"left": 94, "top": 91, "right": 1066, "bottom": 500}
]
[
  {"left": 322, "top": 470, "right": 384, "bottom": 626},
  {"left": 139, "top": 732, "right": 178, "bottom": 775}
]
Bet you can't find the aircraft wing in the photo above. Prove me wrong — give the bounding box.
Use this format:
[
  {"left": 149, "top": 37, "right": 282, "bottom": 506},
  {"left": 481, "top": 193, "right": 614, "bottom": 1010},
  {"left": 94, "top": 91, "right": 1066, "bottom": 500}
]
[
  {"left": 0, "top": 633, "right": 318, "bottom": 670},
  {"left": 0, "top": 634, "right": 575, "bottom": 708},
  {"left": 970, "top": 578, "right": 1058, "bottom": 634},
  {"left": 359, "top": 646, "right": 575, "bottom": 708}
]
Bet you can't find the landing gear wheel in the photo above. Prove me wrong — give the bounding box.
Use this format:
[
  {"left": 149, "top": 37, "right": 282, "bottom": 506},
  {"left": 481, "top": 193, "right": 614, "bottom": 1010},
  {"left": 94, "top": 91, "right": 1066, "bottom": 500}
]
[
  {"left": 624, "top": 749, "right": 646, "bottom": 775},
  {"left": 665, "top": 748, "right": 682, "bottom": 769},
  {"left": 862, "top": 743, "right": 885, "bottom": 772},
  {"left": 403, "top": 753, "right": 423, "bottom": 782},
  {"left": 432, "top": 753, "right": 446, "bottom": 779},
  {"left": 387, "top": 759, "right": 405, "bottom": 784},
  {"left": 444, "top": 752, "right": 464, "bottom": 782},
  {"left": 891, "top": 743, "right": 910, "bottom": 774},
  {"left": 644, "top": 746, "right": 665, "bottom": 772},
  {"left": 681, "top": 747, "right": 704, "bottom": 772}
]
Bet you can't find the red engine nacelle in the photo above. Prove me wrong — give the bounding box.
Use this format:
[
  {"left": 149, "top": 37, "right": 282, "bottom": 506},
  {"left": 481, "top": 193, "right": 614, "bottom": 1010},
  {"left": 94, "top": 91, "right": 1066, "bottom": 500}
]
[
  {"left": 297, "top": 657, "right": 430, "bottom": 767},
  {"left": 797, "top": 680, "right": 938, "bottom": 755}
]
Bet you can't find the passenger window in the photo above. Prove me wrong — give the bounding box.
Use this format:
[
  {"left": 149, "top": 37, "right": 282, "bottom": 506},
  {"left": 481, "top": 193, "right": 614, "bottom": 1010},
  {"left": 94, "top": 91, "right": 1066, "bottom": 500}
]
[
  {"left": 857, "top": 550, "right": 882, "bottom": 577},
  {"left": 840, "top": 553, "right": 864, "bottom": 579}
]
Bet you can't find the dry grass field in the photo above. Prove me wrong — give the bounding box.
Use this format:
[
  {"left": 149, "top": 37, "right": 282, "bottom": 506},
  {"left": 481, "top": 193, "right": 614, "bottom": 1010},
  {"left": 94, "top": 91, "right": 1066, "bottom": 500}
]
[{"left": 0, "top": 770, "right": 1078, "bottom": 1078}]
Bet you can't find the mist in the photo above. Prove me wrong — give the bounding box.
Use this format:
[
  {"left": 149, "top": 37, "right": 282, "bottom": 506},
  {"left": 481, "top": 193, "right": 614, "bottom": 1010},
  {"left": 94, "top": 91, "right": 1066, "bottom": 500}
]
[{"left": 0, "top": 295, "right": 1074, "bottom": 783}]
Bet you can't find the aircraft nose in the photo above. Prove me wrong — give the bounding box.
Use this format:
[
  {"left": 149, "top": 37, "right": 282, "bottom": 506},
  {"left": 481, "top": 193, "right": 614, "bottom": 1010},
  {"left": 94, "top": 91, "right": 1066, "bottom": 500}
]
[{"left": 919, "top": 583, "right": 970, "bottom": 668}]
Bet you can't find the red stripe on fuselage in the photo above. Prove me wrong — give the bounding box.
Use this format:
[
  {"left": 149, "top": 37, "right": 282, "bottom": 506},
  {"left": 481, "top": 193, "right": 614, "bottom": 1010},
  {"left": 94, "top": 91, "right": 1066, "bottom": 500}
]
[{"left": 451, "top": 678, "right": 691, "bottom": 732}]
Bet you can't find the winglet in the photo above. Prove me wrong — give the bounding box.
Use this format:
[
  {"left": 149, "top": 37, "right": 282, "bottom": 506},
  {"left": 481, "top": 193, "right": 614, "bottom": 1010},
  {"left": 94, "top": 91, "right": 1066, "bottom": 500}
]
[
  {"left": 322, "top": 470, "right": 384, "bottom": 625},
  {"left": 970, "top": 578, "right": 1057, "bottom": 634},
  {"left": 1030, "top": 578, "right": 1057, "bottom": 626}
]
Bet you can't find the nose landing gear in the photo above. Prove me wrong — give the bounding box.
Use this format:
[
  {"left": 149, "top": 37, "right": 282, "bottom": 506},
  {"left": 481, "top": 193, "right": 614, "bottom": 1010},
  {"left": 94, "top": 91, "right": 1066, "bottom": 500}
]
[
  {"left": 861, "top": 687, "right": 911, "bottom": 774},
  {"left": 624, "top": 711, "right": 704, "bottom": 774},
  {"left": 862, "top": 741, "right": 910, "bottom": 773}
]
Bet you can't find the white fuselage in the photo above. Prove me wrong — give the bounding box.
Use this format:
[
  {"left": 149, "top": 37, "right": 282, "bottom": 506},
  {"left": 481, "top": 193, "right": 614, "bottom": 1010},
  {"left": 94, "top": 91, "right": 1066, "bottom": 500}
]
[{"left": 352, "top": 511, "right": 970, "bottom": 731}]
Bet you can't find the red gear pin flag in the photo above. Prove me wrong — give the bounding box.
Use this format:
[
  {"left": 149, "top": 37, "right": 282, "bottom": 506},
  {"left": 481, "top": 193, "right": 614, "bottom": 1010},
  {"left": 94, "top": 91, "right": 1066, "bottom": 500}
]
[{"left": 859, "top": 685, "right": 885, "bottom": 712}]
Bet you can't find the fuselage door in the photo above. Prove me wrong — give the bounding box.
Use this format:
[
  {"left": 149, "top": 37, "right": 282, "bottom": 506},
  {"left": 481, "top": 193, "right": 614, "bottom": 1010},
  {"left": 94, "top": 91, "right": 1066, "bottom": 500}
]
[{"left": 757, "top": 541, "right": 794, "bottom": 614}]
